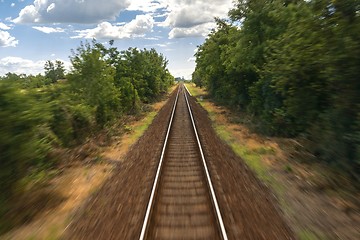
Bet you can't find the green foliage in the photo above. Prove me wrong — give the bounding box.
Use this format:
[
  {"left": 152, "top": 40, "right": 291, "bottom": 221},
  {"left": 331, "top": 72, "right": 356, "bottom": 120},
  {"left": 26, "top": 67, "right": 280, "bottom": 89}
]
[
  {"left": 193, "top": 0, "right": 360, "bottom": 174},
  {"left": 70, "top": 103, "right": 95, "bottom": 140},
  {"left": 0, "top": 73, "right": 52, "bottom": 89},
  {"left": 115, "top": 47, "right": 174, "bottom": 107},
  {"left": 0, "top": 39, "right": 174, "bottom": 224},
  {"left": 117, "top": 76, "right": 140, "bottom": 113},
  {"left": 68, "top": 41, "right": 173, "bottom": 117},
  {"left": 68, "top": 41, "right": 119, "bottom": 109},
  {"left": 51, "top": 104, "right": 75, "bottom": 146},
  {"left": 0, "top": 84, "right": 51, "bottom": 201},
  {"left": 194, "top": 19, "right": 240, "bottom": 106},
  {"left": 44, "top": 60, "right": 65, "bottom": 83}
]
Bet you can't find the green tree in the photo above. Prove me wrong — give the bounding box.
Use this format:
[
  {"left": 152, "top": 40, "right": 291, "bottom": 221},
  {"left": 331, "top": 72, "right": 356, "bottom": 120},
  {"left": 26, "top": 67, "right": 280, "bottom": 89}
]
[
  {"left": 44, "top": 60, "right": 65, "bottom": 83},
  {"left": 193, "top": 0, "right": 360, "bottom": 174},
  {"left": 44, "top": 60, "right": 56, "bottom": 82},
  {"left": 55, "top": 60, "right": 65, "bottom": 80},
  {"left": 68, "top": 41, "right": 120, "bottom": 126},
  {"left": 114, "top": 47, "right": 173, "bottom": 112},
  {"left": 0, "top": 84, "right": 51, "bottom": 202}
]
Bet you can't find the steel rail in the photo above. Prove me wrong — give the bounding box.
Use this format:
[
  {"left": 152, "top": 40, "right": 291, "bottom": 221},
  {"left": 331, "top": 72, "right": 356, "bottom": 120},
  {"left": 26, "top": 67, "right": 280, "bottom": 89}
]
[
  {"left": 183, "top": 85, "right": 229, "bottom": 240},
  {"left": 139, "top": 86, "right": 180, "bottom": 240},
  {"left": 139, "top": 84, "right": 228, "bottom": 239}
]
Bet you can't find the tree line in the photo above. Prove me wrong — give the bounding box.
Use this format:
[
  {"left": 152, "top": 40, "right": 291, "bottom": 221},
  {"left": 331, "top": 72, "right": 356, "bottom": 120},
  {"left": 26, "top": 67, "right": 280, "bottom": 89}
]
[
  {"left": 0, "top": 40, "right": 174, "bottom": 221},
  {"left": 193, "top": 0, "right": 359, "bottom": 176}
]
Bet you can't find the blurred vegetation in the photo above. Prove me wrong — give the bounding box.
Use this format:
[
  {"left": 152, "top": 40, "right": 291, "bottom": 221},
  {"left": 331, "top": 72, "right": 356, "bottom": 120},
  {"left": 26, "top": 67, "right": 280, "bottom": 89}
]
[
  {"left": 193, "top": 0, "right": 360, "bottom": 177},
  {"left": 0, "top": 40, "right": 174, "bottom": 233}
]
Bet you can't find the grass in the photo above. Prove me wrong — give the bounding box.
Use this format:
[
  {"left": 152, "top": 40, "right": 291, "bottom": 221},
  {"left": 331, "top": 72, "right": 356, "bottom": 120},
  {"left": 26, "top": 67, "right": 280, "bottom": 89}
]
[
  {"left": 185, "top": 83, "right": 205, "bottom": 97},
  {"left": 26, "top": 225, "right": 60, "bottom": 240},
  {"left": 283, "top": 163, "right": 293, "bottom": 173},
  {"left": 215, "top": 124, "right": 286, "bottom": 195},
  {"left": 129, "top": 111, "right": 157, "bottom": 144},
  {"left": 298, "top": 229, "right": 326, "bottom": 240}
]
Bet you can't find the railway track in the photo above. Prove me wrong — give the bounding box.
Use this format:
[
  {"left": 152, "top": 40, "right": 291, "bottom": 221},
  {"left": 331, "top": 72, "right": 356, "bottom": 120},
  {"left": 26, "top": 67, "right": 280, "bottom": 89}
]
[{"left": 139, "top": 84, "right": 228, "bottom": 240}]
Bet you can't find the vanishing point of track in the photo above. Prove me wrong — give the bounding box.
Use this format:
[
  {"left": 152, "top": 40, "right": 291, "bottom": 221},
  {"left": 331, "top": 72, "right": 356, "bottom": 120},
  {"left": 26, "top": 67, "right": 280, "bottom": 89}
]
[{"left": 139, "top": 84, "right": 228, "bottom": 239}]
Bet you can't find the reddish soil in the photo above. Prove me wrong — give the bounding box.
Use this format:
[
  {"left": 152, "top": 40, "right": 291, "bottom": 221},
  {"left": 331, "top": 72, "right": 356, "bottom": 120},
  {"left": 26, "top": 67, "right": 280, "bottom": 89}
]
[{"left": 63, "top": 86, "right": 294, "bottom": 239}]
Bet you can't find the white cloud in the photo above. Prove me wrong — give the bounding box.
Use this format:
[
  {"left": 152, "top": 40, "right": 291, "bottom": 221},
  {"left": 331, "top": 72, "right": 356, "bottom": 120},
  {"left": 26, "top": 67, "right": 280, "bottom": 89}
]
[
  {"left": 155, "top": 43, "right": 168, "bottom": 48},
  {"left": 0, "top": 30, "right": 18, "bottom": 47},
  {"left": 144, "top": 36, "right": 160, "bottom": 40},
  {"left": 47, "top": 3, "right": 55, "bottom": 13},
  {"left": 157, "top": 0, "right": 232, "bottom": 39},
  {"left": 169, "top": 22, "right": 215, "bottom": 39},
  {"left": 127, "top": 0, "right": 167, "bottom": 13},
  {"left": 153, "top": 12, "right": 168, "bottom": 18},
  {"left": 32, "top": 26, "right": 65, "bottom": 33},
  {"left": 165, "top": 0, "right": 232, "bottom": 27},
  {"left": 125, "top": 14, "right": 154, "bottom": 35},
  {"left": 128, "top": 0, "right": 232, "bottom": 29},
  {"left": 13, "top": 0, "right": 131, "bottom": 24},
  {"left": 168, "top": 66, "right": 193, "bottom": 79},
  {"left": 12, "top": 0, "right": 233, "bottom": 39},
  {"left": 0, "top": 57, "right": 45, "bottom": 75},
  {"left": 0, "top": 22, "right": 11, "bottom": 30},
  {"left": 15, "top": 4, "right": 40, "bottom": 23},
  {"left": 163, "top": 5, "right": 213, "bottom": 28},
  {"left": 73, "top": 14, "right": 154, "bottom": 39},
  {"left": 0, "top": 56, "right": 71, "bottom": 76},
  {"left": 11, "top": 3, "right": 15, "bottom": 7},
  {"left": 145, "top": 41, "right": 173, "bottom": 48}
]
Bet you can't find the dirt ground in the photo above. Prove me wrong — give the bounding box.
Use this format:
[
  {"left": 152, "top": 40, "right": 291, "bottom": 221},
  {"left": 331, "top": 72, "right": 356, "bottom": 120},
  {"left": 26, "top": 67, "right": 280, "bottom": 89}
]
[
  {"left": 186, "top": 83, "right": 360, "bottom": 240},
  {"left": 1, "top": 165, "right": 112, "bottom": 240}
]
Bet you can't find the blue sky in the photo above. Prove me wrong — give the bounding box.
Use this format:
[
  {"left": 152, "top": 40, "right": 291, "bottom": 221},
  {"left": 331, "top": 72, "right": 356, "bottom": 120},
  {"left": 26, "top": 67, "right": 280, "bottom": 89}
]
[{"left": 0, "top": 0, "right": 233, "bottom": 78}]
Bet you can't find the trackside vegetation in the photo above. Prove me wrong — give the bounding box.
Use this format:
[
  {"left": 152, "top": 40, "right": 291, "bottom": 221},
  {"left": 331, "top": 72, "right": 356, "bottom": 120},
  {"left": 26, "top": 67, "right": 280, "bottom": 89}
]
[
  {"left": 0, "top": 40, "right": 174, "bottom": 232},
  {"left": 192, "top": 0, "right": 360, "bottom": 177}
]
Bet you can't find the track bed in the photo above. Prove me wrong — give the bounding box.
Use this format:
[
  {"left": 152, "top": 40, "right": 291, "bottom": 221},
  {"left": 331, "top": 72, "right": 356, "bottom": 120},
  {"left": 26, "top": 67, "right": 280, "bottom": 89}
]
[{"left": 144, "top": 87, "right": 221, "bottom": 239}]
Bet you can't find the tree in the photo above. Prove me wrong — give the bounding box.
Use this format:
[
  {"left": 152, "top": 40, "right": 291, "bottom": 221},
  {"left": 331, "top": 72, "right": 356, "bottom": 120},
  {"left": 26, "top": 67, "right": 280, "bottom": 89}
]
[
  {"left": 44, "top": 60, "right": 56, "bottom": 82},
  {"left": 114, "top": 47, "right": 173, "bottom": 111},
  {"left": 68, "top": 41, "right": 120, "bottom": 126},
  {"left": 44, "top": 60, "right": 65, "bottom": 83},
  {"left": 55, "top": 60, "right": 65, "bottom": 80},
  {"left": 193, "top": 0, "right": 360, "bottom": 174},
  {"left": 0, "top": 83, "right": 50, "bottom": 201}
]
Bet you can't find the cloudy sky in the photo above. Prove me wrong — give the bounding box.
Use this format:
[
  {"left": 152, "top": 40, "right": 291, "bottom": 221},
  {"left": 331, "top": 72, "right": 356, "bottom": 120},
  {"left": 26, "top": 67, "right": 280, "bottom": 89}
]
[{"left": 0, "top": 0, "right": 234, "bottom": 78}]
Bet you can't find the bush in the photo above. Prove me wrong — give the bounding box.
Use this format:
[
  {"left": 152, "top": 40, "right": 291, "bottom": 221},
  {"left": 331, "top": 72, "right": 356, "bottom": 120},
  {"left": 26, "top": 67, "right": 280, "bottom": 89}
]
[{"left": 0, "top": 84, "right": 51, "bottom": 200}]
